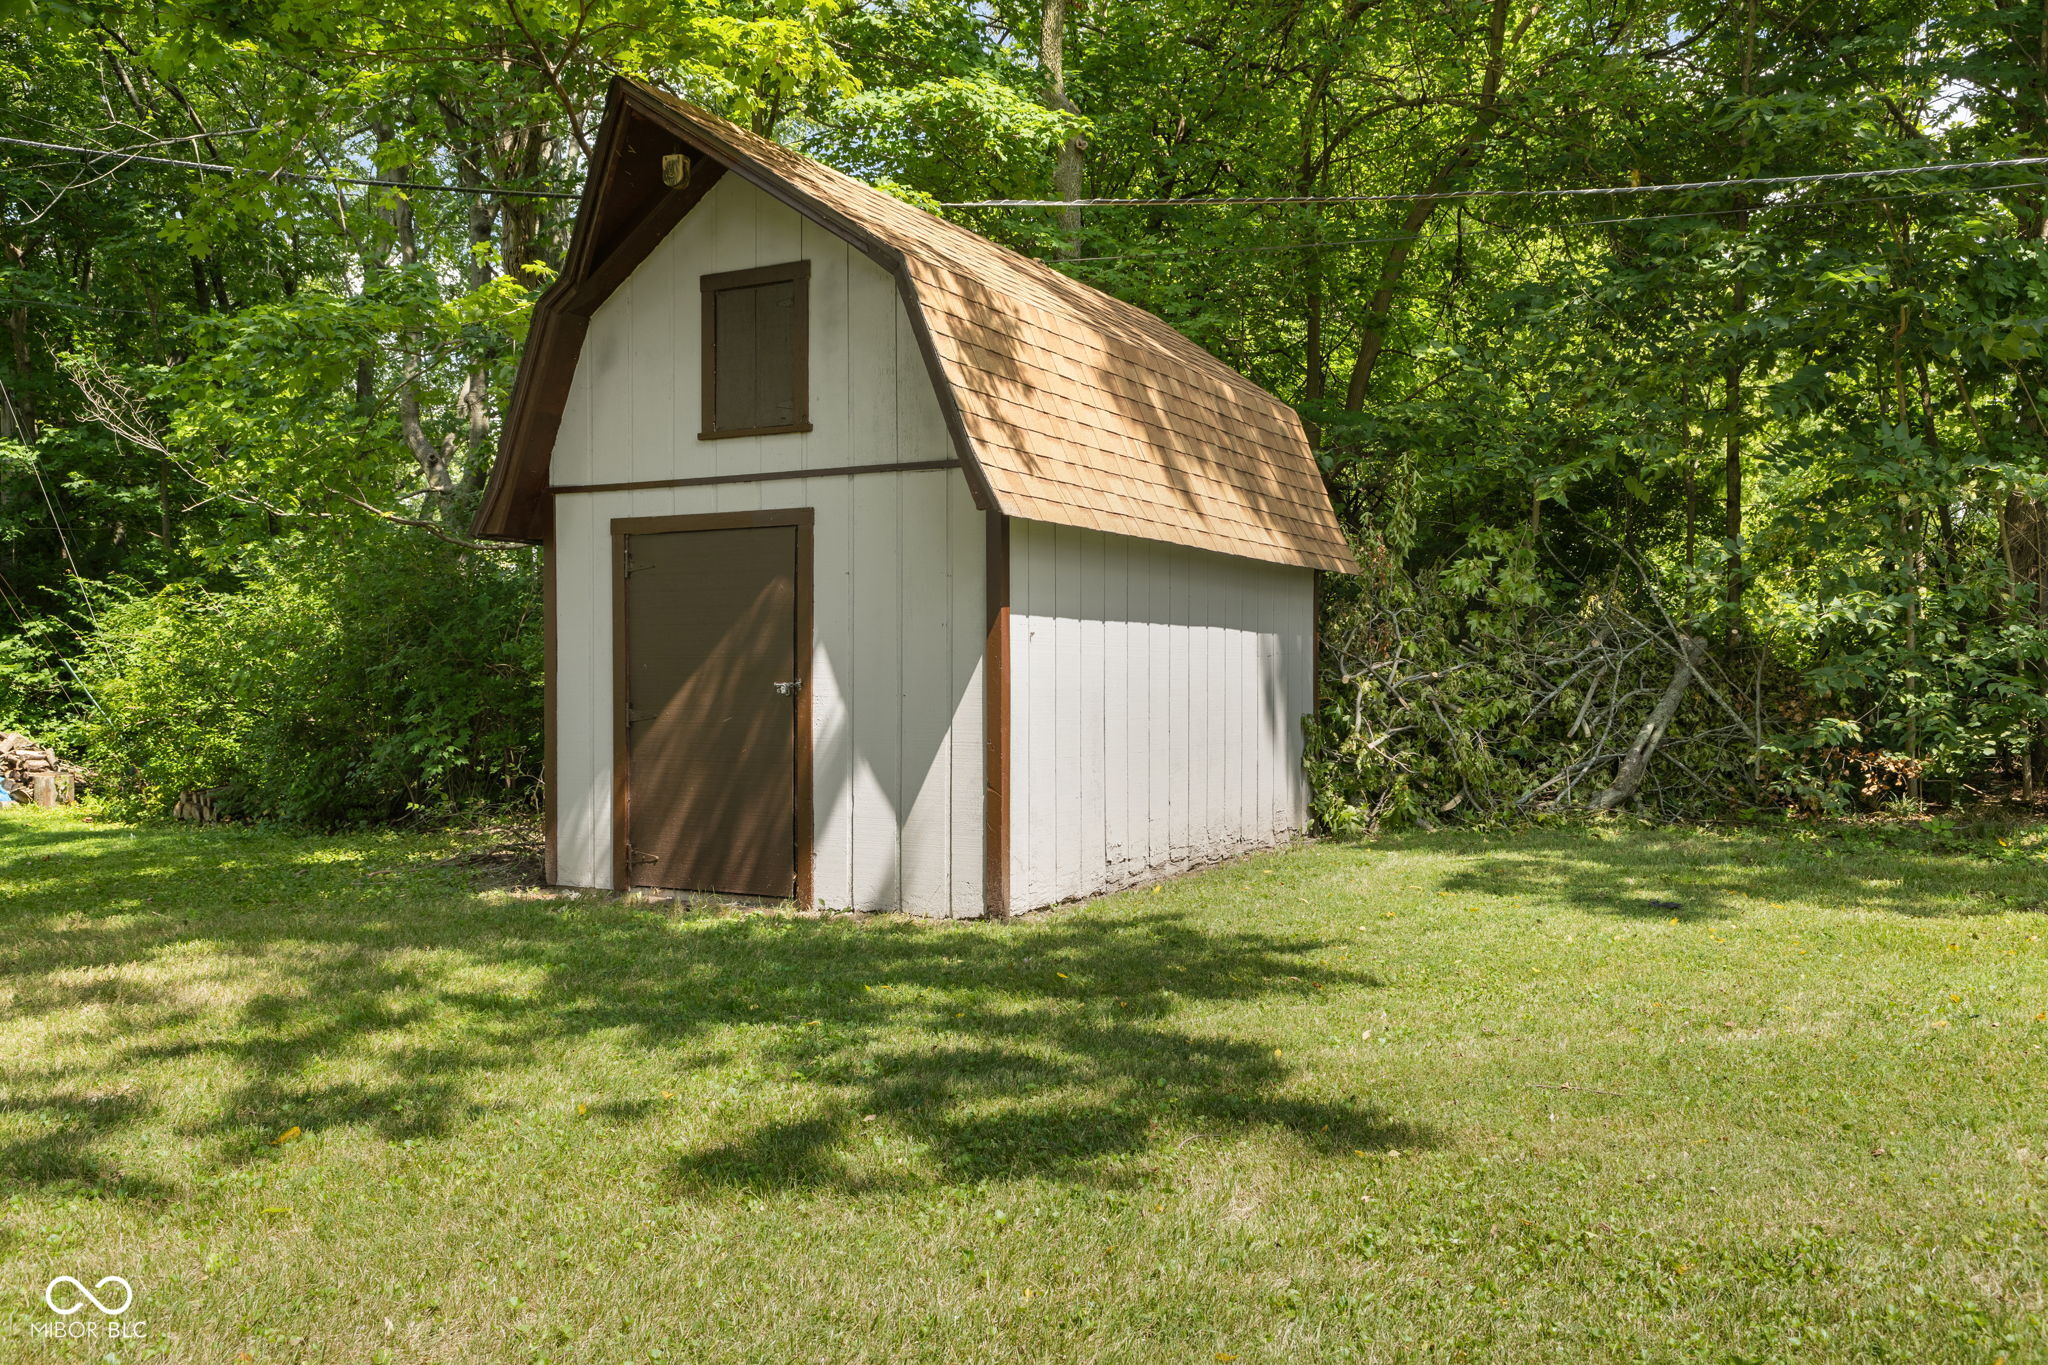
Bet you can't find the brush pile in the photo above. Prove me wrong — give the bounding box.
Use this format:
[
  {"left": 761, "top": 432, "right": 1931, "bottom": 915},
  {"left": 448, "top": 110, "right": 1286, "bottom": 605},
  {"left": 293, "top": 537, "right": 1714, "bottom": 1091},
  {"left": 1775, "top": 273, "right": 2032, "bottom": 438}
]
[{"left": 0, "top": 732, "right": 82, "bottom": 806}]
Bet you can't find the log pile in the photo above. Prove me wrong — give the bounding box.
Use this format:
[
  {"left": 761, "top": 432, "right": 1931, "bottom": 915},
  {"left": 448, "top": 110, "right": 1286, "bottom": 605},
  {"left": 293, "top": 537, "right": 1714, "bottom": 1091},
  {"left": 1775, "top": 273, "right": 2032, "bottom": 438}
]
[{"left": 0, "top": 732, "right": 82, "bottom": 807}]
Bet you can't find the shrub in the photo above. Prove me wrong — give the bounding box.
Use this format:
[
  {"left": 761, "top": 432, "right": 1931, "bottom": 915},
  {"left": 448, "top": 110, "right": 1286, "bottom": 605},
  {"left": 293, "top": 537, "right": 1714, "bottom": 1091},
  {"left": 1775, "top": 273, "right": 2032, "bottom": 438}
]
[{"left": 74, "top": 529, "right": 540, "bottom": 825}]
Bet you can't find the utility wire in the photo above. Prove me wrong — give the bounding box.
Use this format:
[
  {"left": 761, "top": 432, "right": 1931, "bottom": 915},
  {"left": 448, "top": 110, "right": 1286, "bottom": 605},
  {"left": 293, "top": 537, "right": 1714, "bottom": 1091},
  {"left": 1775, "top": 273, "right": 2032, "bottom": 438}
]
[
  {"left": 0, "top": 132, "right": 581, "bottom": 199},
  {"left": 1, "top": 181, "right": 2028, "bottom": 310},
  {"left": 940, "top": 155, "right": 2048, "bottom": 208},
  {"left": 8, "top": 132, "right": 2043, "bottom": 211},
  {"left": 95, "top": 125, "right": 264, "bottom": 150},
  {"left": 0, "top": 125, "right": 267, "bottom": 172},
  {"left": 1060, "top": 181, "right": 2043, "bottom": 264},
  {"left": 0, "top": 298, "right": 158, "bottom": 317}
]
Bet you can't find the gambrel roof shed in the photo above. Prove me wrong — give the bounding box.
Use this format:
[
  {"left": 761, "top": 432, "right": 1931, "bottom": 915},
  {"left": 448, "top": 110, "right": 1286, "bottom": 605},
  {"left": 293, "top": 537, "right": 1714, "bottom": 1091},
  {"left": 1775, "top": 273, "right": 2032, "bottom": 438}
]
[
  {"left": 475, "top": 79, "right": 1354, "bottom": 573},
  {"left": 478, "top": 80, "right": 1352, "bottom": 916}
]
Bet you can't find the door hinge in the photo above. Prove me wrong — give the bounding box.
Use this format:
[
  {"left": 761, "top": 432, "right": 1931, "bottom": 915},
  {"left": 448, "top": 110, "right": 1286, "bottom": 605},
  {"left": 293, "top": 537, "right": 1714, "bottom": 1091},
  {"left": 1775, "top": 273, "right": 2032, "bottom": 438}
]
[{"left": 627, "top": 848, "right": 660, "bottom": 866}]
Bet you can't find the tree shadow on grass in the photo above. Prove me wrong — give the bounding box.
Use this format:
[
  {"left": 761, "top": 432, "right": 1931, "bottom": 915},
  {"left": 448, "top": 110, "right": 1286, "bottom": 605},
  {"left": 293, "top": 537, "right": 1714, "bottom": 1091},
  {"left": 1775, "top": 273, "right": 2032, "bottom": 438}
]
[
  {"left": 675, "top": 1010, "right": 1425, "bottom": 1194},
  {"left": 0, "top": 817, "right": 1433, "bottom": 1199},
  {"left": 1371, "top": 825, "right": 2048, "bottom": 923},
  {"left": 0, "top": 1087, "right": 176, "bottom": 1197}
]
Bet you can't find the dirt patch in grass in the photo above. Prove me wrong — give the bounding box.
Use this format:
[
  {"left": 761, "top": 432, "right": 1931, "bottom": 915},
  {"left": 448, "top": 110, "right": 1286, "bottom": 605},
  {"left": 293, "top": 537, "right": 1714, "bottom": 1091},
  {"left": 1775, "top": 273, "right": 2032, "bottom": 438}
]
[{"left": 430, "top": 818, "right": 546, "bottom": 891}]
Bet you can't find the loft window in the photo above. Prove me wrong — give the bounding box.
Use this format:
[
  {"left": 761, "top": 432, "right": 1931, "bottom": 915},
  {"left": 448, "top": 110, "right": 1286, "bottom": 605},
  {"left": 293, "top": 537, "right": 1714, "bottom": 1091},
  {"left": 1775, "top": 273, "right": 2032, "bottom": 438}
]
[{"left": 700, "top": 260, "right": 811, "bottom": 438}]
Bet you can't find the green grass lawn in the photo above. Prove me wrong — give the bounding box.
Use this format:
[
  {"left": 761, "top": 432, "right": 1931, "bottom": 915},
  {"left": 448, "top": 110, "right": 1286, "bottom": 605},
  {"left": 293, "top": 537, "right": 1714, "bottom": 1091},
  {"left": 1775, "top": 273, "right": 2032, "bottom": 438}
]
[{"left": 2, "top": 808, "right": 2045, "bottom": 1364}]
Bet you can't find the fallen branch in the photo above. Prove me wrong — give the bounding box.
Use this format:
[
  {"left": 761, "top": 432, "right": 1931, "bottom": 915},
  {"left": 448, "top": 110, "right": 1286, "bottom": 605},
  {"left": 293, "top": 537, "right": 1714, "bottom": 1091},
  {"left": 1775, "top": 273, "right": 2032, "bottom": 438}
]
[
  {"left": 330, "top": 487, "right": 514, "bottom": 552},
  {"left": 1588, "top": 636, "right": 1706, "bottom": 813},
  {"left": 1515, "top": 750, "right": 1626, "bottom": 808}
]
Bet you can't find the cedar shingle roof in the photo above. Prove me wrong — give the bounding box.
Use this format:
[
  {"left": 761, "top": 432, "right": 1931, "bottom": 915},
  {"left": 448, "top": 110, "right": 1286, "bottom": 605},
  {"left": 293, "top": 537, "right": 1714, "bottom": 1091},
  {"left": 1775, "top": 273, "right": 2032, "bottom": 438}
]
[{"left": 476, "top": 81, "right": 1356, "bottom": 573}]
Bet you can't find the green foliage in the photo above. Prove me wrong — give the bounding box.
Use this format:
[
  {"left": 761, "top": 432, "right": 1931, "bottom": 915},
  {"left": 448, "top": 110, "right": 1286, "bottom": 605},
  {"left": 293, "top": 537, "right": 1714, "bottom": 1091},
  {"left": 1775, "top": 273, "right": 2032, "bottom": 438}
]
[
  {"left": 6, "top": 0, "right": 2048, "bottom": 825},
  {"left": 0, "top": 612, "right": 86, "bottom": 736},
  {"left": 73, "top": 531, "right": 540, "bottom": 825},
  {"left": 0, "top": 0, "right": 863, "bottom": 820}
]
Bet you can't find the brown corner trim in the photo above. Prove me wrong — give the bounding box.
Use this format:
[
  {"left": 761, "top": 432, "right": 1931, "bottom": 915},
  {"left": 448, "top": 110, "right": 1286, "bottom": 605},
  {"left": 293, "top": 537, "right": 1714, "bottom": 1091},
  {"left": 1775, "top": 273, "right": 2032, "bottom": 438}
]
[
  {"left": 982, "top": 511, "right": 1011, "bottom": 919},
  {"left": 609, "top": 529, "right": 629, "bottom": 893},
  {"left": 554, "top": 459, "right": 958, "bottom": 497},
  {"left": 794, "top": 522, "right": 815, "bottom": 911},
  {"left": 609, "top": 506, "right": 817, "bottom": 907}
]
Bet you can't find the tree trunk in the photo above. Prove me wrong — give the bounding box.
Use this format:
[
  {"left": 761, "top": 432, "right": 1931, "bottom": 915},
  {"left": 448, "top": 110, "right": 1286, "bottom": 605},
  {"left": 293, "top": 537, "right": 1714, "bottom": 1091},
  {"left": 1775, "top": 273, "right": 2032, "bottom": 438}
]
[
  {"left": 1040, "top": 0, "right": 1085, "bottom": 257},
  {"left": 2, "top": 300, "right": 34, "bottom": 441},
  {"left": 1300, "top": 130, "right": 1327, "bottom": 448},
  {"left": 1290, "top": 4, "right": 1367, "bottom": 450},
  {"left": 1341, "top": 0, "right": 1513, "bottom": 412},
  {"left": 2002, "top": 0, "right": 2048, "bottom": 793},
  {"left": 452, "top": 139, "right": 498, "bottom": 494},
  {"left": 1722, "top": 0, "right": 1757, "bottom": 619},
  {"left": 497, "top": 124, "right": 550, "bottom": 280},
  {"left": 1723, "top": 290, "right": 1744, "bottom": 611},
  {"left": 374, "top": 126, "right": 454, "bottom": 496},
  {"left": 2003, "top": 488, "right": 2048, "bottom": 795}
]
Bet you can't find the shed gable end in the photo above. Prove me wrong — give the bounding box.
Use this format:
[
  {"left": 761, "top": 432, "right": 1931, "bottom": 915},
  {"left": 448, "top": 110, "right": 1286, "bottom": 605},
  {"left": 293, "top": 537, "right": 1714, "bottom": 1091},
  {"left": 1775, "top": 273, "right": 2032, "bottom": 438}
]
[
  {"left": 480, "top": 79, "right": 1353, "bottom": 575},
  {"left": 549, "top": 173, "right": 956, "bottom": 493}
]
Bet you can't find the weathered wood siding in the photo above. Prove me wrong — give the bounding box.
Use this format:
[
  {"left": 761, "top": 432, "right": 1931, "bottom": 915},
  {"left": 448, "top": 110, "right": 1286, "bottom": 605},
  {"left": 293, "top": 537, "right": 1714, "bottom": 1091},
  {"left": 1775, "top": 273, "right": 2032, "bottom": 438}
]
[
  {"left": 548, "top": 174, "right": 985, "bottom": 915},
  {"left": 1007, "top": 521, "right": 1313, "bottom": 908}
]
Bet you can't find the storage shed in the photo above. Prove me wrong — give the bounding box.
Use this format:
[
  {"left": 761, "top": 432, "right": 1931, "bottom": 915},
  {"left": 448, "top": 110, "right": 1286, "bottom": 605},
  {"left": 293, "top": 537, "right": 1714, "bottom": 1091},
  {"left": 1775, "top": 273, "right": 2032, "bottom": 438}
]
[{"left": 475, "top": 79, "right": 1356, "bottom": 916}]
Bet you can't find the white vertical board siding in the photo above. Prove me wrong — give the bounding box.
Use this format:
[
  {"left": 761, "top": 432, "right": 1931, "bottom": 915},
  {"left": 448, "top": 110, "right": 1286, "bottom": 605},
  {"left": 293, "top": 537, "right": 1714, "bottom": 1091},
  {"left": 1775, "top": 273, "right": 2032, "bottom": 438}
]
[
  {"left": 1008, "top": 521, "right": 1313, "bottom": 909},
  {"left": 550, "top": 471, "right": 985, "bottom": 914},
  {"left": 552, "top": 491, "right": 608, "bottom": 886},
  {"left": 553, "top": 174, "right": 923, "bottom": 488},
  {"left": 546, "top": 167, "right": 985, "bottom": 914}
]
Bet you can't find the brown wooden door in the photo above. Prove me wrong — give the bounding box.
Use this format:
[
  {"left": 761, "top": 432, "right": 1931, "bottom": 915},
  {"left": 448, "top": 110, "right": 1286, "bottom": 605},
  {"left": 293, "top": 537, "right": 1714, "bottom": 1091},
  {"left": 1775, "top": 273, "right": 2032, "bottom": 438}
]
[{"left": 622, "top": 525, "right": 799, "bottom": 895}]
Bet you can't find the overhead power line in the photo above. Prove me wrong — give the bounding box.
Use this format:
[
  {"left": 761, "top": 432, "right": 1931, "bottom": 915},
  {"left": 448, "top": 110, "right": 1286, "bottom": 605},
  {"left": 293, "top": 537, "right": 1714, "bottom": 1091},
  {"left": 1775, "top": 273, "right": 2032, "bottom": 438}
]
[
  {"left": 939, "top": 155, "right": 2048, "bottom": 208},
  {"left": 1060, "top": 180, "right": 2044, "bottom": 264},
  {"left": 8, "top": 132, "right": 2039, "bottom": 214},
  {"left": 0, "top": 132, "right": 581, "bottom": 199},
  {"left": 6, "top": 180, "right": 2024, "bottom": 311}
]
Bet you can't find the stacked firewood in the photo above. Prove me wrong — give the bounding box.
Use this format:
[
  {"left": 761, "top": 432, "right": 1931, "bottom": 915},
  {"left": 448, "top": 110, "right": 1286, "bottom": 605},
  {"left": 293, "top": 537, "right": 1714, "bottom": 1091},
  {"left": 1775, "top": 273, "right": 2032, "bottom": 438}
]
[{"left": 0, "top": 732, "right": 82, "bottom": 806}]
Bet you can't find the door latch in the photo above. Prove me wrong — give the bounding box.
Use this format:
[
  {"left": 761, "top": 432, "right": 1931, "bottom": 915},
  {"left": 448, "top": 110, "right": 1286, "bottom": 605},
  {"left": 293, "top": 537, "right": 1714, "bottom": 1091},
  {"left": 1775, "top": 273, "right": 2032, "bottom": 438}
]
[{"left": 771, "top": 679, "right": 802, "bottom": 697}]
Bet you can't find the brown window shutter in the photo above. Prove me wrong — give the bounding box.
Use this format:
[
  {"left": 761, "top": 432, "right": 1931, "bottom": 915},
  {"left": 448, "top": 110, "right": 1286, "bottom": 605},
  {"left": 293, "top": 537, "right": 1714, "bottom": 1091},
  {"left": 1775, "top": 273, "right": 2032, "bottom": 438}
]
[
  {"left": 701, "top": 261, "right": 810, "bottom": 438},
  {"left": 714, "top": 284, "right": 764, "bottom": 427}
]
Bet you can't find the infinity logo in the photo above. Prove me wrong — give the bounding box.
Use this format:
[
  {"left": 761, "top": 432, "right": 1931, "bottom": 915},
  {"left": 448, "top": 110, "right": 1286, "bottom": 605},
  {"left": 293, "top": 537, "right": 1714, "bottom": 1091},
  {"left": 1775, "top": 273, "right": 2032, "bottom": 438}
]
[{"left": 44, "top": 1276, "right": 132, "bottom": 1316}]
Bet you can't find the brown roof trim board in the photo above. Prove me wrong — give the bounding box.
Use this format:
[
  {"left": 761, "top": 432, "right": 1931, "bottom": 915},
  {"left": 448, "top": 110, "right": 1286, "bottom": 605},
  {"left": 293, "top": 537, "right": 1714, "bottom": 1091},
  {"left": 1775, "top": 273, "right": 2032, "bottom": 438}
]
[{"left": 474, "top": 78, "right": 1356, "bottom": 574}]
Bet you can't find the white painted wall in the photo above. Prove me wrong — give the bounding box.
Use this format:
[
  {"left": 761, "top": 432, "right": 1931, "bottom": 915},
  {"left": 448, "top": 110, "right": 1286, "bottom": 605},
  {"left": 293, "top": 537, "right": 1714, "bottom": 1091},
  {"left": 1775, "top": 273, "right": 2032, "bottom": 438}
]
[
  {"left": 552, "top": 471, "right": 986, "bottom": 914},
  {"left": 547, "top": 170, "right": 1318, "bottom": 916},
  {"left": 548, "top": 173, "right": 985, "bottom": 915},
  {"left": 1008, "top": 520, "right": 1314, "bottom": 909},
  {"left": 553, "top": 173, "right": 931, "bottom": 487}
]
